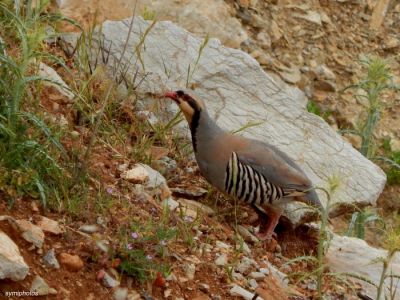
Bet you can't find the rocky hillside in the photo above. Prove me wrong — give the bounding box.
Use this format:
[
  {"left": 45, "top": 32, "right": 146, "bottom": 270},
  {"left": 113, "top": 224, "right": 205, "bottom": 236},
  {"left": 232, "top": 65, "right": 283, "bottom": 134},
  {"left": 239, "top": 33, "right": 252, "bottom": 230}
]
[{"left": 0, "top": 1, "right": 399, "bottom": 300}]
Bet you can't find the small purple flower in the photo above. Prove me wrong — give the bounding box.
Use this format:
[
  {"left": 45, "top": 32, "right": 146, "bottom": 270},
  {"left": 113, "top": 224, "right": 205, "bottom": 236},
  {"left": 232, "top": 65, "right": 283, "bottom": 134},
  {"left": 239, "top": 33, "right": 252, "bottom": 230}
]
[
  {"left": 131, "top": 232, "right": 139, "bottom": 239},
  {"left": 160, "top": 239, "right": 167, "bottom": 246},
  {"left": 126, "top": 243, "right": 133, "bottom": 250},
  {"left": 146, "top": 255, "right": 153, "bottom": 260},
  {"left": 106, "top": 187, "right": 113, "bottom": 194}
]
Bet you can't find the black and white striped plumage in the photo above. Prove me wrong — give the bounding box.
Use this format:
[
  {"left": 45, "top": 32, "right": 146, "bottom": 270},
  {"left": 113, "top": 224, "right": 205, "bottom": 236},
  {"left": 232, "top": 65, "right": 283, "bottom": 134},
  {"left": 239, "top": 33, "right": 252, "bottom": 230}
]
[{"left": 225, "top": 152, "right": 298, "bottom": 206}]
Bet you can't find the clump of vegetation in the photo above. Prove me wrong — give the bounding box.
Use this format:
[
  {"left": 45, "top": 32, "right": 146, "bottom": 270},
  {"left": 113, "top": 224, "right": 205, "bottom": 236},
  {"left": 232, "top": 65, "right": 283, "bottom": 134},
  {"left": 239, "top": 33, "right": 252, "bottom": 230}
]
[
  {"left": 118, "top": 217, "right": 176, "bottom": 282},
  {"left": 307, "top": 99, "right": 331, "bottom": 121},
  {"left": 380, "top": 139, "right": 400, "bottom": 185},
  {"left": 343, "top": 56, "right": 394, "bottom": 158},
  {"left": 345, "top": 208, "right": 384, "bottom": 240},
  {"left": 0, "top": 1, "right": 74, "bottom": 208}
]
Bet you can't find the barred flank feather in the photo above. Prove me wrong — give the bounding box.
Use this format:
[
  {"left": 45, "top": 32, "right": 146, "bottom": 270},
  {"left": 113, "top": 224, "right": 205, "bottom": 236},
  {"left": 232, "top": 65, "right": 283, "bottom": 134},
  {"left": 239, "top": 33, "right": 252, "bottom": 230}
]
[{"left": 224, "top": 152, "right": 299, "bottom": 205}]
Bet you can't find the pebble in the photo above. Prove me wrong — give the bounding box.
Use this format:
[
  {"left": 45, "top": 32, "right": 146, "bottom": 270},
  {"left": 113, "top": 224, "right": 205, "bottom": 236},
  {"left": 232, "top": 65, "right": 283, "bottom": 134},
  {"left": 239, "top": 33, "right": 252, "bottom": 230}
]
[
  {"left": 102, "top": 271, "right": 120, "bottom": 288},
  {"left": 230, "top": 284, "right": 261, "bottom": 300},
  {"left": 36, "top": 216, "right": 64, "bottom": 235},
  {"left": 11, "top": 219, "right": 45, "bottom": 248},
  {"left": 127, "top": 290, "right": 141, "bottom": 300},
  {"left": 248, "top": 278, "right": 258, "bottom": 290},
  {"left": 198, "top": 283, "right": 210, "bottom": 293},
  {"left": 259, "top": 268, "right": 270, "bottom": 275},
  {"left": 215, "top": 241, "right": 231, "bottom": 250},
  {"left": 30, "top": 275, "right": 57, "bottom": 296},
  {"left": 113, "top": 287, "right": 128, "bottom": 300},
  {"left": 249, "top": 272, "right": 265, "bottom": 281},
  {"left": 43, "top": 248, "right": 60, "bottom": 269},
  {"left": 96, "top": 240, "right": 110, "bottom": 253},
  {"left": 78, "top": 224, "right": 99, "bottom": 234},
  {"left": 58, "top": 253, "right": 84, "bottom": 271},
  {"left": 214, "top": 253, "right": 228, "bottom": 266},
  {"left": 184, "top": 263, "right": 196, "bottom": 280},
  {"left": 236, "top": 257, "right": 257, "bottom": 275},
  {"left": 237, "top": 225, "right": 259, "bottom": 244}
]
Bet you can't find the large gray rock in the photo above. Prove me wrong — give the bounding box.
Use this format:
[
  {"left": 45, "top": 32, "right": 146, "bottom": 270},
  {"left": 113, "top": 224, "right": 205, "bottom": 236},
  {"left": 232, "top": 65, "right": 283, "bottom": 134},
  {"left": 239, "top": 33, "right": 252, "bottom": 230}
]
[
  {"left": 65, "top": 17, "right": 386, "bottom": 225},
  {"left": 326, "top": 235, "right": 400, "bottom": 300},
  {"left": 0, "top": 231, "right": 29, "bottom": 281}
]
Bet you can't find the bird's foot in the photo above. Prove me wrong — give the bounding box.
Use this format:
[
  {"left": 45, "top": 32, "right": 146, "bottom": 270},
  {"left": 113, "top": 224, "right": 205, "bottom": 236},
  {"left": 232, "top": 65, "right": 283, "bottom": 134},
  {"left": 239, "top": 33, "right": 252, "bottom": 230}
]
[{"left": 255, "top": 229, "right": 277, "bottom": 242}]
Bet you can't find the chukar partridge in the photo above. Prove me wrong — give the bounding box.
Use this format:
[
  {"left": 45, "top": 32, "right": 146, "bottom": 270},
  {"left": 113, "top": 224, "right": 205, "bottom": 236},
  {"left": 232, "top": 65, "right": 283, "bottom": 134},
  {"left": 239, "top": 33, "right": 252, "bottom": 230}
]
[{"left": 163, "top": 90, "right": 323, "bottom": 240}]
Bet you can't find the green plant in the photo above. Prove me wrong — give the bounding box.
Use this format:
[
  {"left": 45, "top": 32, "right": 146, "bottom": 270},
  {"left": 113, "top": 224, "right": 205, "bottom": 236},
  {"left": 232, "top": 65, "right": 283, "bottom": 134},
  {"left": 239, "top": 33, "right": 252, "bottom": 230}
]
[
  {"left": 377, "top": 139, "right": 400, "bottom": 185},
  {"left": 118, "top": 218, "right": 176, "bottom": 282},
  {"left": 307, "top": 100, "right": 331, "bottom": 121},
  {"left": 345, "top": 208, "right": 384, "bottom": 240},
  {"left": 0, "top": 1, "right": 75, "bottom": 207},
  {"left": 343, "top": 57, "right": 394, "bottom": 158}
]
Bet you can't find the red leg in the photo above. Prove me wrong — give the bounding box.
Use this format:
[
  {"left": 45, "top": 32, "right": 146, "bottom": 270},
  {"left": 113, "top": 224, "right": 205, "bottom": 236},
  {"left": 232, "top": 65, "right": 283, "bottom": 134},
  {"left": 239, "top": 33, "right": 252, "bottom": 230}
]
[{"left": 255, "top": 206, "right": 282, "bottom": 241}]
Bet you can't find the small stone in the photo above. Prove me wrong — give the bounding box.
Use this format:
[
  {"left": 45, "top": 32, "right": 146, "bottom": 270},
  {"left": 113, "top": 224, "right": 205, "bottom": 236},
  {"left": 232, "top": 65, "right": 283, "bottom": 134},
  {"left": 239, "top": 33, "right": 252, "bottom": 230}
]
[
  {"left": 113, "top": 287, "right": 128, "bottom": 300},
  {"left": 59, "top": 253, "right": 84, "bottom": 271},
  {"left": 36, "top": 216, "right": 64, "bottom": 235},
  {"left": 184, "top": 263, "right": 196, "bottom": 280},
  {"left": 153, "top": 156, "right": 177, "bottom": 175},
  {"left": 268, "top": 20, "right": 282, "bottom": 42},
  {"left": 12, "top": 219, "right": 45, "bottom": 248},
  {"left": 102, "top": 271, "right": 120, "bottom": 288},
  {"left": 117, "top": 163, "right": 129, "bottom": 172},
  {"left": 215, "top": 241, "right": 231, "bottom": 250},
  {"left": 30, "top": 275, "right": 57, "bottom": 296},
  {"left": 236, "top": 257, "right": 257, "bottom": 275},
  {"left": 43, "top": 248, "right": 60, "bottom": 269},
  {"left": 236, "top": 241, "right": 251, "bottom": 255},
  {"left": 177, "top": 199, "right": 215, "bottom": 216},
  {"left": 96, "top": 240, "right": 110, "bottom": 253},
  {"left": 70, "top": 130, "right": 80, "bottom": 139},
  {"left": 127, "top": 290, "right": 141, "bottom": 300},
  {"left": 313, "top": 64, "right": 336, "bottom": 81},
  {"left": 294, "top": 11, "right": 322, "bottom": 26},
  {"left": 248, "top": 278, "right": 258, "bottom": 290},
  {"left": 230, "top": 284, "right": 258, "bottom": 299},
  {"left": 78, "top": 224, "right": 99, "bottom": 234},
  {"left": 279, "top": 67, "right": 302, "bottom": 84},
  {"left": 31, "top": 201, "right": 39, "bottom": 212},
  {"left": 232, "top": 271, "right": 245, "bottom": 281},
  {"left": 215, "top": 253, "right": 228, "bottom": 266},
  {"left": 384, "top": 37, "right": 400, "bottom": 49},
  {"left": 0, "top": 230, "right": 29, "bottom": 281},
  {"left": 121, "top": 165, "right": 149, "bottom": 183},
  {"left": 163, "top": 197, "right": 179, "bottom": 211},
  {"left": 237, "top": 225, "right": 259, "bottom": 244},
  {"left": 249, "top": 272, "right": 265, "bottom": 281},
  {"left": 170, "top": 187, "right": 208, "bottom": 198},
  {"left": 198, "top": 283, "right": 210, "bottom": 293},
  {"left": 256, "top": 31, "right": 271, "bottom": 49},
  {"left": 164, "top": 289, "right": 172, "bottom": 298}
]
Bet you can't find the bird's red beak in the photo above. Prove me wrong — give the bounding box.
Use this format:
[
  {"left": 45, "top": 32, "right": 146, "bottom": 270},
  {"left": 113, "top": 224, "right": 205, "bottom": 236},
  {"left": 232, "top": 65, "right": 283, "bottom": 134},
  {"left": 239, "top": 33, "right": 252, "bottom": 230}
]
[{"left": 164, "top": 91, "right": 177, "bottom": 100}]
